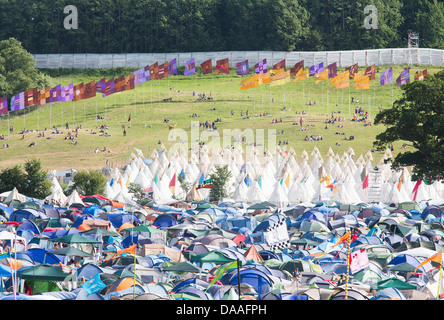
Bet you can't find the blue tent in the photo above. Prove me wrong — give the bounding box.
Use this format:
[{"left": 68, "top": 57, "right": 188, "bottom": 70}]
[
  {"left": 421, "top": 205, "right": 443, "bottom": 220},
  {"left": 17, "top": 219, "right": 41, "bottom": 235},
  {"left": 83, "top": 205, "right": 104, "bottom": 216},
  {"left": 9, "top": 209, "right": 46, "bottom": 222},
  {"left": 75, "top": 264, "right": 103, "bottom": 280},
  {"left": 26, "top": 248, "right": 65, "bottom": 264},
  {"left": 108, "top": 213, "right": 140, "bottom": 229},
  {"left": 223, "top": 268, "right": 273, "bottom": 295},
  {"left": 152, "top": 214, "right": 177, "bottom": 229}
]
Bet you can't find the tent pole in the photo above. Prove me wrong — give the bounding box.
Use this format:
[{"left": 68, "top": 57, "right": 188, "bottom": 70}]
[
  {"left": 438, "top": 250, "right": 443, "bottom": 299},
  {"left": 236, "top": 258, "right": 241, "bottom": 300}
]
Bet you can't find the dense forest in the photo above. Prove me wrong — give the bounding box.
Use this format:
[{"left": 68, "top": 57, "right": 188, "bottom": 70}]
[{"left": 0, "top": 0, "right": 444, "bottom": 54}]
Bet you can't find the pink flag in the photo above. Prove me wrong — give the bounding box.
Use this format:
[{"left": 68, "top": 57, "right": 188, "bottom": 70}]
[{"left": 349, "top": 248, "right": 369, "bottom": 274}]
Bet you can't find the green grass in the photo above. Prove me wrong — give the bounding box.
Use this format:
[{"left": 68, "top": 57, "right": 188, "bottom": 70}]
[{"left": 0, "top": 64, "right": 441, "bottom": 172}]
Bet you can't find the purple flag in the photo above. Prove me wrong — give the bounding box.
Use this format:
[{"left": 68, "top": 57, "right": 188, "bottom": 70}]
[
  {"left": 0, "top": 96, "right": 8, "bottom": 115},
  {"left": 396, "top": 68, "right": 410, "bottom": 87},
  {"left": 254, "top": 59, "right": 267, "bottom": 74},
  {"left": 184, "top": 58, "right": 195, "bottom": 76},
  {"left": 380, "top": 67, "right": 393, "bottom": 86},
  {"left": 310, "top": 62, "right": 323, "bottom": 76},
  {"left": 327, "top": 62, "right": 337, "bottom": 78},
  {"left": 168, "top": 58, "right": 177, "bottom": 75},
  {"left": 10, "top": 92, "right": 25, "bottom": 111},
  {"left": 60, "top": 83, "right": 74, "bottom": 102},
  {"left": 95, "top": 78, "right": 105, "bottom": 93},
  {"left": 236, "top": 60, "right": 249, "bottom": 75},
  {"left": 50, "top": 84, "right": 61, "bottom": 103},
  {"left": 102, "top": 78, "right": 115, "bottom": 97}
]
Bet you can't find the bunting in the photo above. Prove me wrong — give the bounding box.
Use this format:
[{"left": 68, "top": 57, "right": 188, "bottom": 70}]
[
  {"left": 149, "top": 62, "right": 159, "bottom": 80},
  {"left": 125, "top": 73, "right": 135, "bottom": 91}
]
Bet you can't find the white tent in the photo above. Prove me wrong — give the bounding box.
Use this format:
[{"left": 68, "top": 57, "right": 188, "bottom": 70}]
[{"left": 62, "top": 189, "right": 85, "bottom": 207}]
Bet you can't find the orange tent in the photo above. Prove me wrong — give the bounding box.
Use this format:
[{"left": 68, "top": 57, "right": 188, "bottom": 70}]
[
  {"left": 118, "top": 222, "right": 135, "bottom": 233},
  {"left": 105, "top": 277, "right": 142, "bottom": 295}
]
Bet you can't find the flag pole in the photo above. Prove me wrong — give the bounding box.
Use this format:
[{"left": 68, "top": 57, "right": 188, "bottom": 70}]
[
  {"left": 236, "top": 258, "right": 241, "bottom": 300},
  {"left": 438, "top": 250, "right": 443, "bottom": 299},
  {"left": 345, "top": 236, "right": 351, "bottom": 300}
]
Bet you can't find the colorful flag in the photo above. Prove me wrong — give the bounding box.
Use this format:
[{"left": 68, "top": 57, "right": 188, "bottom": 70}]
[
  {"left": 184, "top": 58, "right": 196, "bottom": 76},
  {"left": 354, "top": 75, "right": 370, "bottom": 90},
  {"left": 309, "top": 62, "right": 323, "bottom": 76},
  {"left": 73, "top": 83, "right": 84, "bottom": 102},
  {"left": 240, "top": 73, "right": 260, "bottom": 90},
  {"left": 81, "top": 273, "right": 106, "bottom": 296},
  {"left": 149, "top": 62, "right": 159, "bottom": 80},
  {"left": 380, "top": 67, "right": 393, "bottom": 86},
  {"left": 349, "top": 248, "right": 370, "bottom": 274},
  {"left": 207, "top": 261, "right": 238, "bottom": 288},
  {"left": 201, "top": 59, "right": 212, "bottom": 74},
  {"left": 270, "top": 70, "right": 290, "bottom": 86},
  {"left": 290, "top": 60, "right": 304, "bottom": 77},
  {"left": 197, "top": 178, "right": 213, "bottom": 189},
  {"left": 362, "top": 174, "right": 369, "bottom": 192},
  {"left": 60, "top": 83, "right": 74, "bottom": 102},
  {"left": 273, "top": 59, "right": 286, "bottom": 71},
  {"left": 158, "top": 61, "right": 169, "bottom": 79},
  {"left": 95, "top": 78, "right": 105, "bottom": 93},
  {"left": 102, "top": 78, "right": 115, "bottom": 97},
  {"left": 236, "top": 60, "right": 249, "bottom": 75},
  {"left": 335, "top": 72, "right": 350, "bottom": 89},
  {"left": 294, "top": 68, "right": 309, "bottom": 84},
  {"left": 315, "top": 69, "right": 329, "bottom": 84},
  {"left": 327, "top": 62, "right": 337, "bottom": 79},
  {"left": 106, "top": 244, "right": 137, "bottom": 261},
  {"left": 24, "top": 87, "right": 38, "bottom": 107},
  {"left": 49, "top": 85, "right": 61, "bottom": 103},
  {"left": 216, "top": 58, "right": 229, "bottom": 74},
  {"left": 198, "top": 173, "right": 205, "bottom": 185},
  {"left": 84, "top": 81, "right": 96, "bottom": 99},
  {"left": 168, "top": 58, "right": 177, "bottom": 75},
  {"left": 414, "top": 251, "right": 442, "bottom": 275},
  {"left": 0, "top": 96, "right": 8, "bottom": 115},
  {"left": 330, "top": 71, "right": 347, "bottom": 87},
  {"left": 311, "top": 231, "right": 351, "bottom": 258},
  {"left": 396, "top": 68, "right": 410, "bottom": 87},
  {"left": 254, "top": 59, "right": 267, "bottom": 74},
  {"left": 38, "top": 87, "right": 51, "bottom": 106},
  {"left": 346, "top": 63, "right": 359, "bottom": 79},
  {"left": 244, "top": 174, "right": 252, "bottom": 187},
  {"left": 125, "top": 73, "right": 135, "bottom": 91},
  {"left": 415, "top": 69, "right": 427, "bottom": 81},
  {"left": 169, "top": 173, "right": 176, "bottom": 194},
  {"left": 364, "top": 65, "right": 376, "bottom": 81},
  {"left": 11, "top": 92, "right": 25, "bottom": 111},
  {"left": 412, "top": 180, "right": 422, "bottom": 201},
  {"left": 114, "top": 76, "right": 126, "bottom": 93},
  {"left": 259, "top": 72, "right": 271, "bottom": 84},
  {"left": 134, "top": 66, "right": 150, "bottom": 85}
]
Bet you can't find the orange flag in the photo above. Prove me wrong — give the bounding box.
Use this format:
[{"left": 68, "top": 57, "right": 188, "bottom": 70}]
[
  {"left": 414, "top": 251, "right": 442, "bottom": 274},
  {"left": 106, "top": 244, "right": 137, "bottom": 261}
]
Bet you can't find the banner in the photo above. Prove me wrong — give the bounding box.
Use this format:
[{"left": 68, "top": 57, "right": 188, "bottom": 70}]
[
  {"left": 197, "top": 179, "right": 214, "bottom": 189},
  {"left": 236, "top": 60, "right": 249, "bottom": 75},
  {"left": 73, "top": 83, "right": 84, "bottom": 101},
  {"left": 396, "top": 68, "right": 410, "bottom": 87},
  {"left": 168, "top": 58, "right": 177, "bottom": 75},
  {"left": 216, "top": 58, "right": 229, "bottom": 74},
  {"left": 201, "top": 59, "right": 212, "bottom": 74},
  {"left": 290, "top": 60, "right": 304, "bottom": 77},
  {"left": 254, "top": 59, "right": 267, "bottom": 74},
  {"left": 0, "top": 96, "right": 8, "bottom": 114},
  {"left": 184, "top": 58, "right": 196, "bottom": 76},
  {"left": 380, "top": 67, "right": 393, "bottom": 86}
]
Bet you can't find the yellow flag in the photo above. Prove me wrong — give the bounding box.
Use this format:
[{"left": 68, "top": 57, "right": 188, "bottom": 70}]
[
  {"left": 294, "top": 68, "right": 309, "bottom": 84},
  {"left": 354, "top": 75, "right": 370, "bottom": 90},
  {"left": 259, "top": 72, "right": 271, "bottom": 84},
  {"left": 315, "top": 69, "right": 329, "bottom": 84},
  {"left": 330, "top": 71, "right": 349, "bottom": 87},
  {"left": 240, "top": 74, "right": 259, "bottom": 90},
  {"left": 353, "top": 72, "right": 364, "bottom": 82},
  {"left": 335, "top": 72, "right": 350, "bottom": 89},
  {"left": 319, "top": 174, "right": 332, "bottom": 185},
  {"left": 284, "top": 174, "right": 290, "bottom": 188},
  {"left": 270, "top": 70, "right": 290, "bottom": 87}
]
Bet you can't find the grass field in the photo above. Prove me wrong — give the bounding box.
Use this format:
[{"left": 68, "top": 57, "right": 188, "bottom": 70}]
[{"left": 0, "top": 64, "right": 441, "bottom": 172}]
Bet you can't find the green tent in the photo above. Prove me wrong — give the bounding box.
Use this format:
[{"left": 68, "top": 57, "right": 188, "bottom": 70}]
[
  {"left": 163, "top": 261, "right": 204, "bottom": 273},
  {"left": 387, "top": 262, "right": 417, "bottom": 272},
  {"left": 25, "top": 280, "right": 62, "bottom": 295},
  {"left": 195, "top": 203, "right": 220, "bottom": 211},
  {"left": 375, "top": 278, "right": 417, "bottom": 290},
  {"left": 17, "top": 264, "right": 71, "bottom": 281},
  {"left": 247, "top": 201, "right": 277, "bottom": 210},
  {"left": 45, "top": 246, "right": 93, "bottom": 258},
  {"left": 50, "top": 233, "right": 101, "bottom": 244},
  {"left": 191, "top": 251, "right": 236, "bottom": 265},
  {"left": 279, "top": 259, "right": 313, "bottom": 274},
  {"left": 80, "top": 228, "right": 120, "bottom": 237},
  {"left": 398, "top": 201, "right": 421, "bottom": 212}
]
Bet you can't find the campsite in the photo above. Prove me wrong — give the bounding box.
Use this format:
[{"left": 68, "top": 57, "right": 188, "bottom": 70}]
[{"left": 0, "top": 144, "right": 443, "bottom": 301}]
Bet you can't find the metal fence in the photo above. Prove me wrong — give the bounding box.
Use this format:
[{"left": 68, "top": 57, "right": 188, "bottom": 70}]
[{"left": 32, "top": 48, "right": 444, "bottom": 69}]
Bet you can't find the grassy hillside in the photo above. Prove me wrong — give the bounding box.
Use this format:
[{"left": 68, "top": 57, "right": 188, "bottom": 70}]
[{"left": 0, "top": 65, "right": 441, "bottom": 172}]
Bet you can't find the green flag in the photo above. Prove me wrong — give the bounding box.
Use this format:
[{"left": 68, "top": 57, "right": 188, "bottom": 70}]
[{"left": 207, "top": 261, "right": 238, "bottom": 289}]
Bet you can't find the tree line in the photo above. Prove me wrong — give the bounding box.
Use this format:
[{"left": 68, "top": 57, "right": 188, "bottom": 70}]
[{"left": 0, "top": 0, "right": 444, "bottom": 54}]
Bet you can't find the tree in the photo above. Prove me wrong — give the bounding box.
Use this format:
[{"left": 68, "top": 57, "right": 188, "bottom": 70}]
[
  {"left": 0, "top": 38, "right": 51, "bottom": 99},
  {"left": 22, "top": 159, "right": 52, "bottom": 199},
  {"left": 68, "top": 170, "right": 107, "bottom": 196},
  {"left": 0, "top": 165, "right": 26, "bottom": 194},
  {"left": 373, "top": 70, "right": 444, "bottom": 181},
  {"left": 209, "top": 165, "right": 232, "bottom": 202},
  {"left": 127, "top": 182, "right": 150, "bottom": 206}
]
